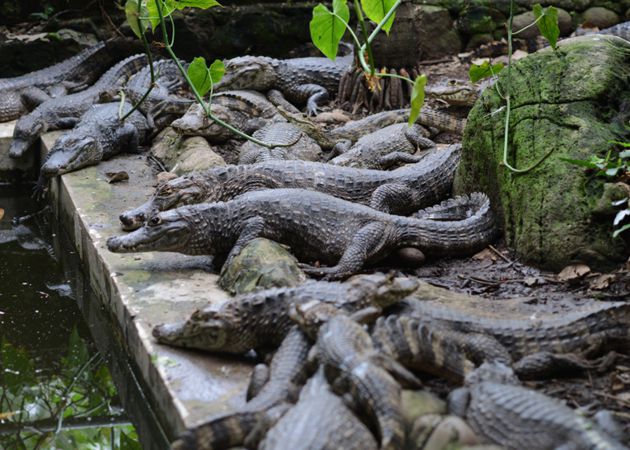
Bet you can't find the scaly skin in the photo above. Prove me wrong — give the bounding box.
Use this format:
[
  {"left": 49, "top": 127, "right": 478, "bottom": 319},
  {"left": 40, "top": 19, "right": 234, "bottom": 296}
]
[
  {"left": 152, "top": 273, "right": 418, "bottom": 354},
  {"left": 329, "top": 123, "right": 435, "bottom": 169},
  {"left": 125, "top": 59, "right": 193, "bottom": 130},
  {"left": 372, "top": 300, "right": 630, "bottom": 381},
  {"left": 118, "top": 145, "right": 461, "bottom": 231},
  {"left": 448, "top": 362, "right": 628, "bottom": 450},
  {"left": 0, "top": 41, "right": 128, "bottom": 122},
  {"left": 215, "top": 55, "right": 352, "bottom": 115},
  {"left": 107, "top": 189, "right": 496, "bottom": 280},
  {"left": 9, "top": 54, "right": 147, "bottom": 158},
  {"left": 425, "top": 79, "right": 482, "bottom": 107},
  {"left": 237, "top": 121, "right": 322, "bottom": 164},
  {"left": 38, "top": 102, "right": 149, "bottom": 183},
  {"left": 312, "top": 315, "right": 405, "bottom": 450},
  {"left": 260, "top": 370, "right": 378, "bottom": 450},
  {"left": 171, "top": 328, "right": 310, "bottom": 450},
  {"left": 171, "top": 90, "right": 281, "bottom": 143}
]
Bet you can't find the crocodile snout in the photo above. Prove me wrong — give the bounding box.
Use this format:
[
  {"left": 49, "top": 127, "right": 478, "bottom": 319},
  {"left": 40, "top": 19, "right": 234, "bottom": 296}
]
[{"left": 119, "top": 212, "right": 145, "bottom": 231}]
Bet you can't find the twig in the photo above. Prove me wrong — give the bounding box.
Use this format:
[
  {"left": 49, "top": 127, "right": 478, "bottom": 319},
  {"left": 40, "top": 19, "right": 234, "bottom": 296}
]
[{"left": 488, "top": 244, "right": 511, "bottom": 263}]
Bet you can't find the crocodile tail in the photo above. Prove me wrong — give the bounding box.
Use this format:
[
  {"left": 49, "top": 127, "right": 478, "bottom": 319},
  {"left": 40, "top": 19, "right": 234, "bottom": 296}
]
[
  {"left": 412, "top": 190, "right": 486, "bottom": 221},
  {"left": 171, "top": 411, "right": 271, "bottom": 450},
  {"left": 403, "top": 192, "right": 497, "bottom": 257}
]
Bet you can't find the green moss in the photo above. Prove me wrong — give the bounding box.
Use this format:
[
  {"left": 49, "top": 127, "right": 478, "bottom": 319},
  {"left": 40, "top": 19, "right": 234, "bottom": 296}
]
[{"left": 454, "top": 36, "right": 630, "bottom": 270}]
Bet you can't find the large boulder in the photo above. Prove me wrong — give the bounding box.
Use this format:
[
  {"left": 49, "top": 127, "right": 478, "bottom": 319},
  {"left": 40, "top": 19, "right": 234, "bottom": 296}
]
[{"left": 454, "top": 35, "right": 630, "bottom": 270}]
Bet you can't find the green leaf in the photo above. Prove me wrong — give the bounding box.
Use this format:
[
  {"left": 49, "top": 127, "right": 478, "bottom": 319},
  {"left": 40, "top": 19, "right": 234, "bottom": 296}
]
[
  {"left": 310, "top": 1, "right": 349, "bottom": 60},
  {"left": 125, "top": 0, "right": 149, "bottom": 38},
  {"left": 209, "top": 59, "right": 225, "bottom": 84},
  {"left": 121, "top": 429, "right": 143, "bottom": 450},
  {"left": 620, "top": 150, "right": 630, "bottom": 159},
  {"left": 145, "top": 0, "right": 176, "bottom": 30},
  {"left": 408, "top": 74, "right": 428, "bottom": 126},
  {"left": 187, "top": 57, "right": 213, "bottom": 96},
  {"left": 559, "top": 157, "right": 601, "bottom": 169},
  {"left": 533, "top": 4, "right": 560, "bottom": 50},
  {"left": 468, "top": 61, "right": 504, "bottom": 83},
  {"left": 613, "top": 222, "right": 630, "bottom": 238},
  {"left": 172, "top": 0, "right": 221, "bottom": 8},
  {"left": 361, "top": 0, "right": 397, "bottom": 34}
]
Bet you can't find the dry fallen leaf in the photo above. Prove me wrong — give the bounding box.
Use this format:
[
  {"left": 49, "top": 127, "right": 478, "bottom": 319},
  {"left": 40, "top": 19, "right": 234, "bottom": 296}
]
[
  {"left": 589, "top": 273, "right": 616, "bottom": 290},
  {"left": 105, "top": 171, "right": 129, "bottom": 184},
  {"left": 0, "top": 208, "right": 4, "bottom": 221},
  {"left": 557, "top": 264, "right": 591, "bottom": 282},
  {"left": 472, "top": 248, "right": 496, "bottom": 262}
]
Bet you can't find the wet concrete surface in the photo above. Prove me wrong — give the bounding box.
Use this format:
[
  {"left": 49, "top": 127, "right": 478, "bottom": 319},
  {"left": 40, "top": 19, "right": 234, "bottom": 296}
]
[{"left": 41, "top": 133, "right": 254, "bottom": 440}]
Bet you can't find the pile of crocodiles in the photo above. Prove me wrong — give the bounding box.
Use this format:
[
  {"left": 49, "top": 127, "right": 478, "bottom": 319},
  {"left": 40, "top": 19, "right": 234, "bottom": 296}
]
[{"left": 2, "top": 27, "right": 629, "bottom": 450}]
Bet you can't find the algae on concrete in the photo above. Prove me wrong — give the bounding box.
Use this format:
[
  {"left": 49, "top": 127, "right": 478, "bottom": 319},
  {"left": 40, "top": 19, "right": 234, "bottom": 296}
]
[{"left": 454, "top": 35, "right": 630, "bottom": 270}]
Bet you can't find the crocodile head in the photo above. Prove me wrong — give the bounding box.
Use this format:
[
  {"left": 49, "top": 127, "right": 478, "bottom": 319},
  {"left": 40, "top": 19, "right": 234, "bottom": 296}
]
[
  {"left": 41, "top": 135, "right": 101, "bottom": 177},
  {"left": 9, "top": 119, "right": 44, "bottom": 158},
  {"left": 348, "top": 272, "right": 419, "bottom": 308},
  {"left": 152, "top": 310, "right": 229, "bottom": 351},
  {"left": 214, "top": 56, "right": 277, "bottom": 92},
  {"left": 465, "top": 361, "right": 519, "bottom": 386},
  {"left": 107, "top": 208, "right": 200, "bottom": 254},
  {"left": 425, "top": 79, "right": 479, "bottom": 107},
  {"left": 119, "top": 175, "right": 215, "bottom": 231}
]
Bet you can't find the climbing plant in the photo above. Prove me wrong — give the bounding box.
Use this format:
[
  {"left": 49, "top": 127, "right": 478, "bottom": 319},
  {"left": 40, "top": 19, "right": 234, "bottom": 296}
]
[
  {"left": 309, "top": 0, "right": 427, "bottom": 125},
  {"left": 468, "top": 1, "right": 561, "bottom": 174}
]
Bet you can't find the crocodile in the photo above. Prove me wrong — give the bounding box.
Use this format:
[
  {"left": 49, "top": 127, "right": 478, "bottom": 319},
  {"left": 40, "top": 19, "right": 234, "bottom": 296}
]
[
  {"left": 260, "top": 369, "right": 378, "bottom": 450},
  {"left": 171, "top": 328, "right": 310, "bottom": 450},
  {"left": 448, "top": 361, "right": 629, "bottom": 450},
  {"left": 171, "top": 90, "right": 282, "bottom": 143},
  {"left": 9, "top": 54, "right": 147, "bottom": 158},
  {"left": 118, "top": 144, "right": 461, "bottom": 231},
  {"left": 37, "top": 102, "right": 149, "bottom": 185},
  {"left": 328, "top": 123, "right": 436, "bottom": 169},
  {"left": 125, "top": 59, "right": 194, "bottom": 130},
  {"left": 425, "top": 79, "right": 483, "bottom": 107},
  {"left": 575, "top": 20, "right": 630, "bottom": 41},
  {"left": 152, "top": 273, "right": 418, "bottom": 354},
  {"left": 237, "top": 121, "right": 323, "bottom": 164},
  {"left": 107, "top": 189, "right": 496, "bottom": 280},
  {"left": 0, "top": 40, "right": 130, "bottom": 122},
  {"left": 372, "top": 299, "right": 630, "bottom": 382},
  {"left": 215, "top": 55, "right": 353, "bottom": 115},
  {"left": 309, "top": 314, "right": 406, "bottom": 450}
]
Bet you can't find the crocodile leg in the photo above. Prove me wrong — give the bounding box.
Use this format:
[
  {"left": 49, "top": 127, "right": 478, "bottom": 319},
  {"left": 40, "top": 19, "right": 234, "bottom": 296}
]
[
  {"left": 404, "top": 124, "right": 435, "bottom": 148},
  {"left": 513, "top": 351, "right": 617, "bottom": 380},
  {"left": 302, "top": 222, "right": 398, "bottom": 280},
  {"left": 377, "top": 152, "right": 424, "bottom": 169},
  {"left": 369, "top": 182, "right": 415, "bottom": 214},
  {"left": 266, "top": 89, "right": 301, "bottom": 114},
  {"left": 119, "top": 123, "right": 143, "bottom": 154},
  {"left": 21, "top": 87, "right": 52, "bottom": 110},
  {"left": 222, "top": 216, "right": 266, "bottom": 270},
  {"left": 293, "top": 83, "right": 329, "bottom": 116}
]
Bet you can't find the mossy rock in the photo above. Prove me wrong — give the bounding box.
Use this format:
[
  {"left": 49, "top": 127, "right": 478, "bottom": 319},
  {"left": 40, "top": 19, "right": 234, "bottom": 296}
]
[
  {"left": 454, "top": 35, "right": 630, "bottom": 271},
  {"left": 218, "top": 238, "right": 306, "bottom": 295}
]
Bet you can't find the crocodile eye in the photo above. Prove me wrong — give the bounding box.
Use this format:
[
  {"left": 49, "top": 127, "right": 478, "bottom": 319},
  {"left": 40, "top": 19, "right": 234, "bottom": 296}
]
[
  {"left": 149, "top": 216, "right": 162, "bottom": 226},
  {"left": 449, "top": 79, "right": 457, "bottom": 85}
]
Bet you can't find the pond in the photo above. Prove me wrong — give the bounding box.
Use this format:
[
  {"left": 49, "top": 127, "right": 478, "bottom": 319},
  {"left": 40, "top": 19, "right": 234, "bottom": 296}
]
[{"left": 0, "top": 185, "right": 142, "bottom": 449}]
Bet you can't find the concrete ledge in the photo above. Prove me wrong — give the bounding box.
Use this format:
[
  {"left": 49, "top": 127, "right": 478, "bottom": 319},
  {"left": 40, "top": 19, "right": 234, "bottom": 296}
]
[{"left": 41, "top": 132, "right": 252, "bottom": 440}]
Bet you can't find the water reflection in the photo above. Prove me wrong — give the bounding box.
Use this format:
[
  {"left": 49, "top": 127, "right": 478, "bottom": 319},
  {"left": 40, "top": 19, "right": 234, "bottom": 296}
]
[{"left": 0, "top": 187, "right": 139, "bottom": 449}]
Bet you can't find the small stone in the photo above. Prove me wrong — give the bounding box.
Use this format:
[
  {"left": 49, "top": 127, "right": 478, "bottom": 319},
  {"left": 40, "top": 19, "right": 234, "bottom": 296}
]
[
  {"left": 402, "top": 390, "right": 447, "bottom": 426},
  {"left": 173, "top": 137, "right": 225, "bottom": 175},
  {"left": 423, "top": 415, "right": 481, "bottom": 450},
  {"left": 150, "top": 127, "right": 183, "bottom": 167},
  {"left": 512, "top": 9, "right": 573, "bottom": 39},
  {"left": 218, "top": 238, "right": 306, "bottom": 295},
  {"left": 582, "top": 7, "right": 620, "bottom": 29}
]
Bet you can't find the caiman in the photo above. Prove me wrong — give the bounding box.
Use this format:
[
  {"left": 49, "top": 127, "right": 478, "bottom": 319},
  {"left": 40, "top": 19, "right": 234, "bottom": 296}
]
[
  {"left": 328, "top": 123, "right": 435, "bottom": 169},
  {"left": 152, "top": 273, "right": 418, "bottom": 354},
  {"left": 0, "top": 40, "right": 130, "bottom": 122},
  {"left": 260, "top": 369, "right": 378, "bottom": 450},
  {"left": 309, "top": 314, "right": 406, "bottom": 450},
  {"left": 171, "top": 327, "right": 310, "bottom": 450},
  {"left": 38, "top": 102, "right": 149, "bottom": 185},
  {"left": 215, "top": 55, "right": 353, "bottom": 115},
  {"left": 9, "top": 54, "right": 147, "bottom": 158},
  {"left": 107, "top": 189, "right": 496, "bottom": 280},
  {"left": 119, "top": 145, "right": 461, "bottom": 231},
  {"left": 372, "top": 299, "right": 630, "bottom": 382},
  {"left": 448, "top": 361, "right": 629, "bottom": 450},
  {"left": 237, "top": 121, "right": 323, "bottom": 164},
  {"left": 125, "top": 59, "right": 193, "bottom": 130}
]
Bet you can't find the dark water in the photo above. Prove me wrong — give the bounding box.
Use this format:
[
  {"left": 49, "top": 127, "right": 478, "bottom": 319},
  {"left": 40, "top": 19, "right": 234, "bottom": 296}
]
[{"left": 0, "top": 186, "right": 140, "bottom": 449}]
